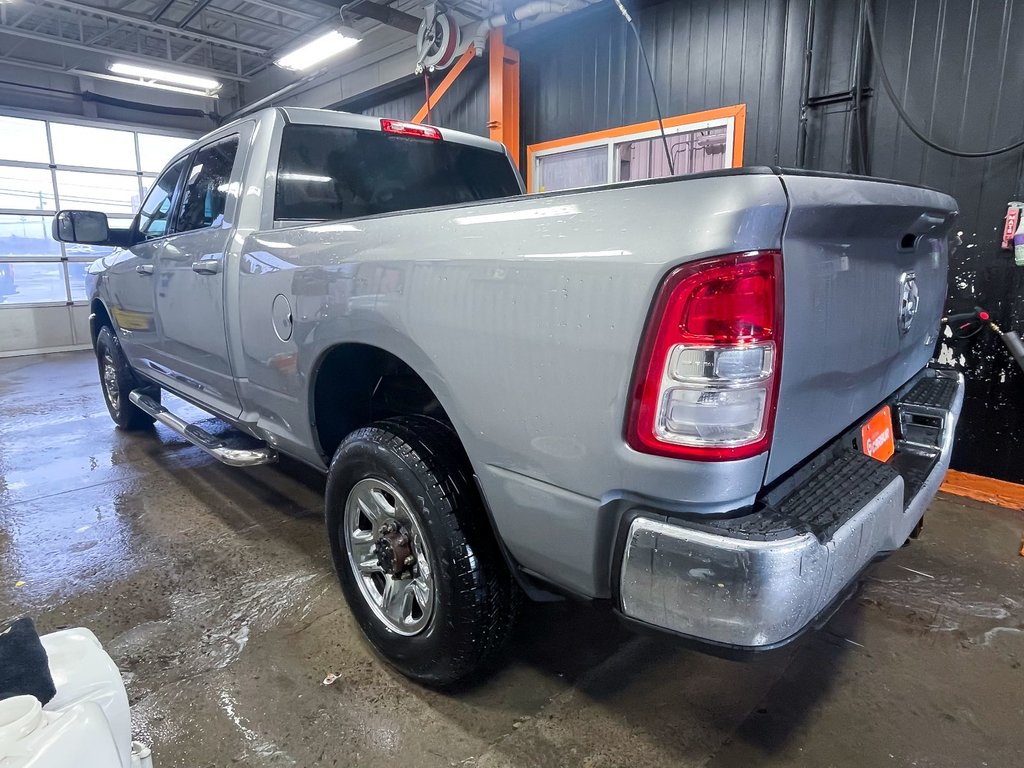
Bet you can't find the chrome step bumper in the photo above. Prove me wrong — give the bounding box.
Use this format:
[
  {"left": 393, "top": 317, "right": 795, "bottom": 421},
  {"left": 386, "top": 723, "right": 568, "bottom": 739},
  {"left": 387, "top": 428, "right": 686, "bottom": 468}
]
[
  {"left": 128, "top": 390, "right": 277, "bottom": 468},
  {"left": 617, "top": 368, "right": 965, "bottom": 650}
]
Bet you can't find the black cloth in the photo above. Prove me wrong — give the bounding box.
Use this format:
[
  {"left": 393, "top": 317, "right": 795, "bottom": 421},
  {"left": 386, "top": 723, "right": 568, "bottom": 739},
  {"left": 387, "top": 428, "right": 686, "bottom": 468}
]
[{"left": 0, "top": 617, "right": 56, "bottom": 705}]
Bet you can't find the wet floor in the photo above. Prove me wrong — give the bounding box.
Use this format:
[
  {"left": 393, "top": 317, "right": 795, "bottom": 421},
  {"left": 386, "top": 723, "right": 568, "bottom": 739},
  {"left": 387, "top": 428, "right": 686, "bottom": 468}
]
[{"left": 1, "top": 350, "right": 1022, "bottom": 767}]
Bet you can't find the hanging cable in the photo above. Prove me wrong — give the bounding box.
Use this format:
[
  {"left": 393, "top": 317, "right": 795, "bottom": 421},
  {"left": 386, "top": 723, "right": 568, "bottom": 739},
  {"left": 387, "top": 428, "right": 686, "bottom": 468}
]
[
  {"left": 424, "top": 72, "right": 432, "bottom": 124},
  {"left": 864, "top": 0, "right": 1024, "bottom": 158},
  {"left": 851, "top": 0, "right": 869, "bottom": 174},
  {"left": 613, "top": 0, "right": 675, "bottom": 176}
]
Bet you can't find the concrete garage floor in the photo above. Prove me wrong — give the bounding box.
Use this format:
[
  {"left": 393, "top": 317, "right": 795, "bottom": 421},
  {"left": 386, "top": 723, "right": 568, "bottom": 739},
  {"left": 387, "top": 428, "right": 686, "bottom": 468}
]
[{"left": 1, "top": 351, "right": 1021, "bottom": 768}]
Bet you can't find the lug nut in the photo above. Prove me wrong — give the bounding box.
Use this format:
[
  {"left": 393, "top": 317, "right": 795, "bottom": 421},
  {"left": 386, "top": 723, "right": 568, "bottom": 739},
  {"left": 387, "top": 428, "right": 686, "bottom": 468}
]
[{"left": 404, "top": 555, "right": 416, "bottom": 566}]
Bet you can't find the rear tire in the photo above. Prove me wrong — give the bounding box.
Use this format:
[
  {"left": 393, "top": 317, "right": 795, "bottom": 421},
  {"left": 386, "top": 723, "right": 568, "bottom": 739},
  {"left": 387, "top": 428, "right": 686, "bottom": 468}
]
[
  {"left": 95, "top": 325, "right": 157, "bottom": 431},
  {"left": 325, "top": 416, "right": 518, "bottom": 687}
]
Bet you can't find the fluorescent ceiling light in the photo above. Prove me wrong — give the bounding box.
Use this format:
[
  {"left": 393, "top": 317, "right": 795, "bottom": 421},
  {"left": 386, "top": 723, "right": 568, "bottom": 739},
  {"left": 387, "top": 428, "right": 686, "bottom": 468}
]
[
  {"left": 275, "top": 27, "right": 361, "bottom": 71},
  {"left": 109, "top": 61, "right": 221, "bottom": 91},
  {"left": 70, "top": 70, "right": 218, "bottom": 98}
]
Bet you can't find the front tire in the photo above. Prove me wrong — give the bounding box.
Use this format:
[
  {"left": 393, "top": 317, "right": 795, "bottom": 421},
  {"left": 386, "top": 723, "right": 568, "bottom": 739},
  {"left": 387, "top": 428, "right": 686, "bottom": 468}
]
[
  {"left": 95, "top": 325, "right": 157, "bottom": 431},
  {"left": 325, "top": 416, "right": 518, "bottom": 686}
]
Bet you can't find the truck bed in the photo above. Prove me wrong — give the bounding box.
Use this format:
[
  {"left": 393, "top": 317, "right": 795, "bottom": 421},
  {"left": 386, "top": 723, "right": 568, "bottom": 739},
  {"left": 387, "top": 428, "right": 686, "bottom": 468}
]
[{"left": 236, "top": 166, "right": 956, "bottom": 598}]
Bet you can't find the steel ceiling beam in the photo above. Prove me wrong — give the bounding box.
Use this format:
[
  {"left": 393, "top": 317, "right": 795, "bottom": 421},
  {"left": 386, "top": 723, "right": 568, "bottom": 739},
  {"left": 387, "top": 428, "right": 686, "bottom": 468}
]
[
  {"left": 0, "top": 22, "right": 252, "bottom": 81},
  {"left": 151, "top": 0, "right": 179, "bottom": 22},
  {"left": 84, "top": 19, "right": 126, "bottom": 45},
  {"left": 37, "top": 0, "right": 269, "bottom": 55},
  {"left": 9, "top": 6, "right": 36, "bottom": 29},
  {"left": 176, "top": 0, "right": 214, "bottom": 28},
  {"left": 231, "top": 0, "right": 326, "bottom": 24},
  {"left": 195, "top": 6, "right": 304, "bottom": 36},
  {"left": 175, "top": 38, "right": 208, "bottom": 62}
]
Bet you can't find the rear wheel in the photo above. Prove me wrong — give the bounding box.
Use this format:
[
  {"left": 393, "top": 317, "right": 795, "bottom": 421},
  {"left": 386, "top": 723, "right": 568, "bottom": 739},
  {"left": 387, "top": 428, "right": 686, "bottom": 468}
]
[
  {"left": 325, "top": 416, "right": 518, "bottom": 686},
  {"left": 95, "top": 325, "right": 157, "bottom": 431}
]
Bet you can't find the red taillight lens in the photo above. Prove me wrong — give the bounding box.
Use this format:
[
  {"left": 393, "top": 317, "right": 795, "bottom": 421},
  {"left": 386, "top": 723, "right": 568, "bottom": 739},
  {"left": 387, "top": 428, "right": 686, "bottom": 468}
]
[
  {"left": 380, "top": 118, "right": 442, "bottom": 140},
  {"left": 682, "top": 267, "right": 775, "bottom": 341},
  {"left": 627, "top": 250, "right": 783, "bottom": 461}
]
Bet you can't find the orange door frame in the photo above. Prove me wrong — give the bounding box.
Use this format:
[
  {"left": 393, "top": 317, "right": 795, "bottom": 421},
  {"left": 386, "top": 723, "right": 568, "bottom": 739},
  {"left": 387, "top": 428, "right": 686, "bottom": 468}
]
[{"left": 487, "top": 28, "right": 521, "bottom": 168}]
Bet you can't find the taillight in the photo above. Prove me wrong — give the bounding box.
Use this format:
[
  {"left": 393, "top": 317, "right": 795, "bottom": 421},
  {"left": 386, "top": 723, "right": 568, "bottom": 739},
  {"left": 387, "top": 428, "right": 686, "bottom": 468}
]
[
  {"left": 380, "top": 118, "right": 441, "bottom": 140},
  {"left": 626, "top": 250, "right": 783, "bottom": 461}
]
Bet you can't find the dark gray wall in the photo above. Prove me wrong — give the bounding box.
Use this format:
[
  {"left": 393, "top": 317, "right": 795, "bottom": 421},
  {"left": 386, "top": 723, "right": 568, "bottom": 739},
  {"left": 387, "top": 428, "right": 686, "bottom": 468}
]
[
  {"left": 339, "top": 60, "right": 490, "bottom": 137},
  {"left": 814, "top": 1, "right": 1024, "bottom": 483},
  {"left": 352, "top": 0, "right": 1024, "bottom": 482},
  {"left": 517, "top": 1, "right": 807, "bottom": 163}
]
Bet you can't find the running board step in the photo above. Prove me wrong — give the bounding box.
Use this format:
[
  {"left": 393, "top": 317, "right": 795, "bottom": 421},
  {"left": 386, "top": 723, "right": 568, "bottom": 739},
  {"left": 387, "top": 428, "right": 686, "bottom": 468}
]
[{"left": 128, "top": 390, "right": 277, "bottom": 468}]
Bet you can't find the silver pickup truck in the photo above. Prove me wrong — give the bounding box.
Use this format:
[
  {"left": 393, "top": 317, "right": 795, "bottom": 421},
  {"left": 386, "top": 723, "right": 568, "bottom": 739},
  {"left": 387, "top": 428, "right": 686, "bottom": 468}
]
[{"left": 53, "top": 107, "right": 963, "bottom": 685}]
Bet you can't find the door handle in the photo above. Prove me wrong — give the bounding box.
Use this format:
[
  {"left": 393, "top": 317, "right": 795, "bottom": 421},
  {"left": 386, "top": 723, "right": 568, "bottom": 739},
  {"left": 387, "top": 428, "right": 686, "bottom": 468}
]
[
  {"left": 136, "top": 264, "right": 154, "bottom": 275},
  {"left": 191, "top": 260, "right": 222, "bottom": 275}
]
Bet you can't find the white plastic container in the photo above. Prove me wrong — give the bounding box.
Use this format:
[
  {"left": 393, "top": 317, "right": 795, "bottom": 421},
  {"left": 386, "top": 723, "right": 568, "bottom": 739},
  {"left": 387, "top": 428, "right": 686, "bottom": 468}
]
[
  {"left": 0, "top": 695, "right": 122, "bottom": 766},
  {"left": 40, "top": 628, "right": 133, "bottom": 768},
  {"left": 0, "top": 627, "right": 152, "bottom": 767}
]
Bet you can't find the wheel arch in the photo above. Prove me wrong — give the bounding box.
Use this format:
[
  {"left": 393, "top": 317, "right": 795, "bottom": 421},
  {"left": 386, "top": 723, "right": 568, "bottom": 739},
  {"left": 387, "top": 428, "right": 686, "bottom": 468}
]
[
  {"left": 309, "top": 340, "right": 462, "bottom": 465},
  {"left": 307, "top": 339, "right": 551, "bottom": 598},
  {"left": 90, "top": 298, "right": 114, "bottom": 347}
]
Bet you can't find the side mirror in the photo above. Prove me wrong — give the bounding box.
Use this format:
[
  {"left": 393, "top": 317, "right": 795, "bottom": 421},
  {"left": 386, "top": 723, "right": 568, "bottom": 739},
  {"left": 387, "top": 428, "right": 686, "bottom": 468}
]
[
  {"left": 53, "top": 210, "right": 113, "bottom": 244},
  {"left": 52, "top": 211, "right": 133, "bottom": 249}
]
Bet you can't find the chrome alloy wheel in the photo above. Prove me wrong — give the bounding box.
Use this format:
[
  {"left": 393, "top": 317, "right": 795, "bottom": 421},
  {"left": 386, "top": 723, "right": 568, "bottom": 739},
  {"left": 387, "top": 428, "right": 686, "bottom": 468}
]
[
  {"left": 101, "top": 351, "right": 120, "bottom": 415},
  {"left": 343, "top": 478, "right": 435, "bottom": 636}
]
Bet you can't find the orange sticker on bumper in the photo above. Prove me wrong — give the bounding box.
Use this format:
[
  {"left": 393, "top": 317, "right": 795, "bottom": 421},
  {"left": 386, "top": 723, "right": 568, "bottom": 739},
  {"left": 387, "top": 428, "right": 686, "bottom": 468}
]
[{"left": 861, "top": 405, "right": 895, "bottom": 463}]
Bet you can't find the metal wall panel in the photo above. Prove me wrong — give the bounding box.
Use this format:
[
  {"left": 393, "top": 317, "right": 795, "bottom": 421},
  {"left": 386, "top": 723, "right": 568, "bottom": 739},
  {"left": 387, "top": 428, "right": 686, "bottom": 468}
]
[
  {"left": 811, "top": 0, "right": 1024, "bottom": 482},
  {"left": 516, "top": 1, "right": 808, "bottom": 167},
  {"left": 350, "top": 61, "right": 490, "bottom": 137}
]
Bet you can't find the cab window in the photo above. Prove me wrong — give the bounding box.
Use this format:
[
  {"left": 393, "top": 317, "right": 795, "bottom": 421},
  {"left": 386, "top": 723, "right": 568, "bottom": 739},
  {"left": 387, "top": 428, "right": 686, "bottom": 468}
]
[
  {"left": 137, "top": 156, "right": 188, "bottom": 239},
  {"left": 173, "top": 136, "right": 239, "bottom": 234},
  {"left": 274, "top": 124, "right": 521, "bottom": 222}
]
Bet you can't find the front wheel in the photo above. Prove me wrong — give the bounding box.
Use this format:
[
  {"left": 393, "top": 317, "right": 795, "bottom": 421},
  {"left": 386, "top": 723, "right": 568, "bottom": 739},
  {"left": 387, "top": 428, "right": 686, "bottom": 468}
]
[
  {"left": 95, "top": 326, "right": 157, "bottom": 431},
  {"left": 325, "top": 416, "right": 518, "bottom": 686}
]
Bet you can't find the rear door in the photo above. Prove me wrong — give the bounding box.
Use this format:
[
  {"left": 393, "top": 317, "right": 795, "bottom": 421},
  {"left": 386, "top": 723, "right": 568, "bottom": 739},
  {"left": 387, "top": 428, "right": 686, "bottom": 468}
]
[
  {"left": 766, "top": 172, "right": 958, "bottom": 482},
  {"left": 151, "top": 130, "right": 248, "bottom": 417}
]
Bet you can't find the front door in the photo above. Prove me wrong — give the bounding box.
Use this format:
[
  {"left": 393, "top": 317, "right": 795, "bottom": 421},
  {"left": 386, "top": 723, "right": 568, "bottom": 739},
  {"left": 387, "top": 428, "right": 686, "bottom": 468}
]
[
  {"left": 106, "top": 155, "right": 189, "bottom": 367},
  {"left": 152, "top": 133, "right": 244, "bottom": 417}
]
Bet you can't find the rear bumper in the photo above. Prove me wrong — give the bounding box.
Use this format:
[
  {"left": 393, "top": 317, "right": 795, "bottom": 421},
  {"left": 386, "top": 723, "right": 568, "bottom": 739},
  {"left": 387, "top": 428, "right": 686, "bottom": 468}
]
[{"left": 617, "top": 367, "right": 964, "bottom": 650}]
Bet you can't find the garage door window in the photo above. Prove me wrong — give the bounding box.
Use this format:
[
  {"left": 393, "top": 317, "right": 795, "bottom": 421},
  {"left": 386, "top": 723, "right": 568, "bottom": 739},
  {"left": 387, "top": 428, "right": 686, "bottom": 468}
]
[
  {"left": 0, "top": 116, "right": 49, "bottom": 164},
  {"left": 54, "top": 171, "right": 142, "bottom": 215},
  {"left": 0, "top": 111, "right": 196, "bottom": 308},
  {"left": 525, "top": 104, "right": 745, "bottom": 194},
  {"left": 0, "top": 166, "right": 56, "bottom": 211},
  {"left": 49, "top": 123, "right": 137, "bottom": 171},
  {"left": 138, "top": 134, "right": 193, "bottom": 174}
]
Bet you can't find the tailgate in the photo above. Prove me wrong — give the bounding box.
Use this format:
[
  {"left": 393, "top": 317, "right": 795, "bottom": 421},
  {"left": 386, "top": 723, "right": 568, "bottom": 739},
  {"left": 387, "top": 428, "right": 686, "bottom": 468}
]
[{"left": 766, "top": 171, "right": 958, "bottom": 483}]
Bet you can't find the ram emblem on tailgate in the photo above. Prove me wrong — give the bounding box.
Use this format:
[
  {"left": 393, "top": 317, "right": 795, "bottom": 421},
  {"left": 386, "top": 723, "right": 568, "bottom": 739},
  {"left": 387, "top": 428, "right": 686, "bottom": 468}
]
[{"left": 898, "top": 271, "right": 920, "bottom": 334}]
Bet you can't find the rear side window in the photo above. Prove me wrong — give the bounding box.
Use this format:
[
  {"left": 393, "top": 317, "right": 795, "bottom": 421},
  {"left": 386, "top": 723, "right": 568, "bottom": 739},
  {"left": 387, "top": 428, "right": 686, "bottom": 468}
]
[
  {"left": 174, "top": 136, "right": 239, "bottom": 234},
  {"left": 274, "top": 124, "right": 521, "bottom": 222}
]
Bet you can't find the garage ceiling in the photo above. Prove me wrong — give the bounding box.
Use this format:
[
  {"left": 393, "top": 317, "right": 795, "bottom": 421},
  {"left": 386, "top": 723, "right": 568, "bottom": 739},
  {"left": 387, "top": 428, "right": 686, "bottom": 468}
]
[{"left": 0, "top": 0, "right": 494, "bottom": 87}]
